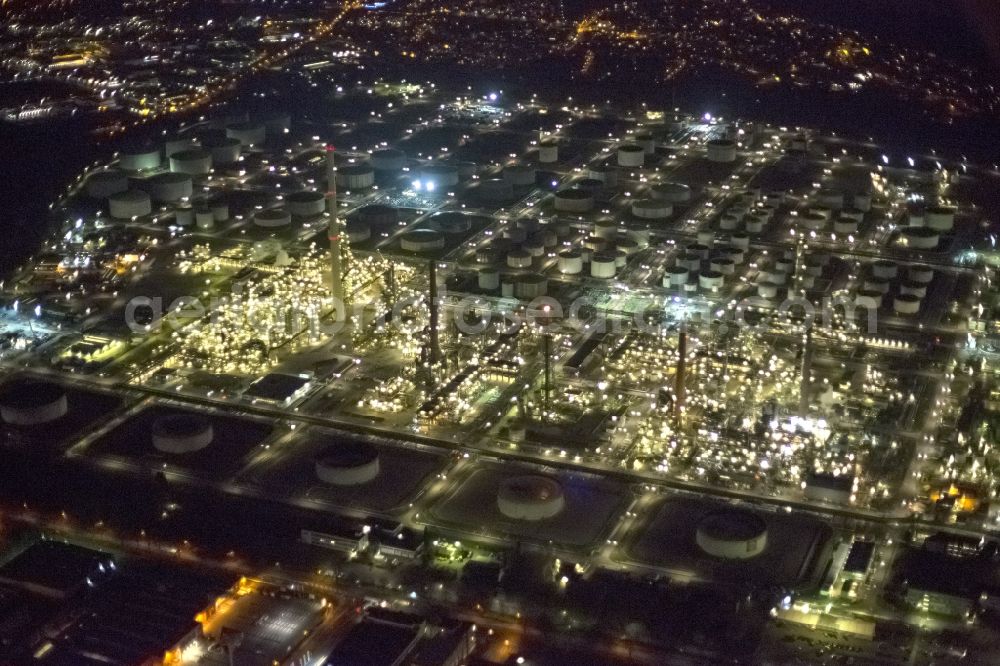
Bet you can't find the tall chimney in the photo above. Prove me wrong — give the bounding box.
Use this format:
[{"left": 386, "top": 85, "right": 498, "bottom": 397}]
[
  {"left": 799, "top": 326, "right": 813, "bottom": 415},
  {"left": 326, "top": 145, "right": 346, "bottom": 321},
  {"left": 675, "top": 319, "right": 687, "bottom": 423},
  {"left": 428, "top": 260, "right": 441, "bottom": 364}
]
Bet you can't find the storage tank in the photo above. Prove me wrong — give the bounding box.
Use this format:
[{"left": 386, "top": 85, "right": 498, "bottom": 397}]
[
  {"left": 537, "top": 139, "right": 559, "bottom": 163},
  {"left": 853, "top": 193, "right": 872, "bottom": 212},
  {"left": 164, "top": 135, "right": 198, "bottom": 158},
  {"left": 108, "top": 190, "right": 152, "bottom": 219},
  {"left": 900, "top": 227, "right": 939, "bottom": 249},
  {"left": 833, "top": 218, "right": 859, "bottom": 235},
  {"left": 174, "top": 205, "right": 193, "bottom": 227},
  {"left": 632, "top": 199, "right": 673, "bottom": 220},
  {"left": 871, "top": 260, "right": 898, "bottom": 280},
  {"left": 515, "top": 273, "right": 548, "bottom": 299},
  {"left": 730, "top": 232, "right": 750, "bottom": 249},
  {"left": 478, "top": 268, "right": 501, "bottom": 291},
  {"left": 745, "top": 214, "right": 766, "bottom": 234},
  {"left": 817, "top": 189, "right": 844, "bottom": 210},
  {"left": 0, "top": 379, "right": 68, "bottom": 426},
  {"left": 503, "top": 164, "right": 536, "bottom": 187},
  {"left": 226, "top": 121, "right": 266, "bottom": 146},
  {"left": 200, "top": 134, "right": 242, "bottom": 165},
  {"left": 169, "top": 149, "right": 212, "bottom": 176},
  {"left": 497, "top": 475, "right": 565, "bottom": 521},
  {"left": 666, "top": 266, "right": 689, "bottom": 287},
  {"left": 588, "top": 164, "right": 619, "bottom": 187},
  {"left": 590, "top": 252, "right": 617, "bottom": 278},
  {"left": 801, "top": 212, "right": 827, "bottom": 231},
  {"left": 925, "top": 206, "right": 956, "bottom": 231},
  {"left": 400, "top": 229, "right": 445, "bottom": 252},
  {"left": 345, "top": 220, "right": 372, "bottom": 244},
  {"left": 710, "top": 257, "right": 736, "bottom": 275},
  {"left": 507, "top": 249, "right": 533, "bottom": 269},
  {"left": 696, "top": 509, "right": 768, "bottom": 559},
  {"left": 554, "top": 188, "right": 594, "bottom": 213},
  {"left": 616, "top": 237, "right": 639, "bottom": 256},
  {"left": 699, "top": 270, "right": 724, "bottom": 291},
  {"left": 146, "top": 172, "right": 193, "bottom": 202},
  {"left": 356, "top": 204, "right": 400, "bottom": 228},
  {"left": 894, "top": 294, "right": 922, "bottom": 315},
  {"left": 333, "top": 164, "right": 373, "bottom": 191},
  {"left": 758, "top": 281, "right": 780, "bottom": 299},
  {"left": 285, "top": 190, "right": 326, "bottom": 218},
  {"left": 899, "top": 281, "right": 928, "bottom": 298},
  {"left": 634, "top": 131, "right": 656, "bottom": 154},
  {"left": 908, "top": 266, "right": 935, "bottom": 284},
  {"left": 855, "top": 290, "right": 882, "bottom": 309},
  {"left": 706, "top": 139, "right": 737, "bottom": 163},
  {"left": 211, "top": 199, "right": 229, "bottom": 222},
  {"left": 719, "top": 213, "right": 741, "bottom": 231},
  {"left": 435, "top": 213, "right": 473, "bottom": 234},
  {"left": 372, "top": 148, "right": 407, "bottom": 172},
  {"left": 479, "top": 178, "right": 515, "bottom": 201},
  {"left": 420, "top": 164, "right": 460, "bottom": 190},
  {"left": 558, "top": 250, "right": 583, "bottom": 274},
  {"left": 119, "top": 145, "right": 161, "bottom": 172},
  {"left": 195, "top": 208, "right": 214, "bottom": 230},
  {"left": 594, "top": 219, "right": 618, "bottom": 240},
  {"left": 86, "top": 169, "right": 129, "bottom": 199},
  {"left": 617, "top": 144, "right": 645, "bottom": 167},
  {"left": 152, "top": 414, "right": 213, "bottom": 454},
  {"left": 254, "top": 208, "right": 292, "bottom": 228},
  {"left": 315, "top": 442, "right": 380, "bottom": 485},
  {"left": 523, "top": 237, "right": 545, "bottom": 257},
  {"left": 651, "top": 182, "right": 692, "bottom": 203}
]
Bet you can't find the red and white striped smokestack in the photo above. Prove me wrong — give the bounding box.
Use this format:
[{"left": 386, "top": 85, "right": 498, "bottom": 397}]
[{"left": 325, "top": 145, "right": 346, "bottom": 319}]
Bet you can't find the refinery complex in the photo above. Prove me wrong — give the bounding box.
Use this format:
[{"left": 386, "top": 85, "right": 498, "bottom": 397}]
[{"left": 2, "top": 77, "right": 1000, "bottom": 664}]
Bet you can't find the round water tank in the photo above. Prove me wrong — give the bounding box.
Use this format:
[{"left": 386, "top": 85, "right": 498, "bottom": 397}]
[
  {"left": 617, "top": 144, "right": 645, "bottom": 168},
  {"left": 286, "top": 190, "right": 327, "bottom": 218},
  {"left": 894, "top": 294, "right": 922, "bottom": 315},
  {"left": 632, "top": 199, "right": 673, "bottom": 220},
  {"left": 119, "top": 145, "right": 161, "bottom": 172},
  {"left": 226, "top": 122, "right": 266, "bottom": 146},
  {"left": 514, "top": 273, "right": 548, "bottom": 299},
  {"left": 479, "top": 178, "right": 515, "bottom": 201},
  {"left": 588, "top": 164, "right": 619, "bottom": 187},
  {"left": 855, "top": 290, "right": 882, "bottom": 309},
  {"left": 537, "top": 140, "right": 559, "bottom": 163},
  {"left": 152, "top": 414, "right": 214, "bottom": 454},
  {"left": 0, "top": 380, "right": 68, "bottom": 426},
  {"left": 315, "top": 441, "right": 380, "bottom": 485},
  {"left": 169, "top": 149, "right": 212, "bottom": 176},
  {"left": 254, "top": 208, "right": 292, "bottom": 228},
  {"left": 146, "top": 172, "right": 193, "bottom": 202},
  {"left": 337, "top": 164, "right": 375, "bottom": 190},
  {"left": 696, "top": 509, "right": 768, "bottom": 559},
  {"left": 706, "top": 139, "right": 737, "bottom": 163},
  {"left": 503, "top": 164, "right": 536, "bottom": 187},
  {"left": 699, "top": 270, "right": 724, "bottom": 291},
  {"left": 372, "top": 148, "right": 407, "bottom": 171},
  {"left": 109, "top": 190, "right": 152, "bottom": 219},
  {"left": 507, "top": 249, "right": 533, "bottom": 269},
  {"left": 651, "top": 182, "right": 691, "bottom": 203},
  {"left": 478, "top": 268, "right": 500, "bottom": 291},
  {"left": 925, "top": 206, "right": 955, "bottom": 231},
  {"left": 591, "top": 252, "right": 617, "bottom": 278},
  {"left": 420, "top": 164, "right": 460, "bottom": 190},
  {"left": 666, "top": 266, "right": 689, "bottom": 287},
  {"left": 872, "top": 260, "right": 898, "bottom": 280},
  {"left": 558, "top": 250, "right": 583, "bottom": 274},
  {"left": 554, "top": 188, "right": 594, "bottom": 213},
  {"left": 901, "top": 227, "right": 939, "bottom": 250},
  {"left": 86, "top": 169, "right": 129, "bottom": 199},
  {"left": 401, "top": 229, "right": 445, "bottom": 253},
  {"left": 497, "top": 475, "right": 565, "bottom": 521}
]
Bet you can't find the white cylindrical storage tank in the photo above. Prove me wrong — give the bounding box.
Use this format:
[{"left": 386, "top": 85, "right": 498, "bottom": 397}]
[
  {"left": 588, "top": 164, "right": 619, "bottom": 187},
  {"left": 810, "top": 205, "right": 834, "bottom": 220},
  {"left": 503, "top": 227, "right": 527, "bottom": 244},
  {"left": 372, "top": 148, "right": 407, "bottom": 171},
  {"left": 174, "top": 206, "right": 193, "bottom": 227},
  {"left": 420, "top": 164, "right": 460, "bottom": 190},
  {"left": 286, "top": 190, "right": 326, "bottom": 218},
  {"left": 632, "top": 199, "right": 673, "bottom": 220},
  {"left": 558, "top": 250, "right": 583, "bottom": 274},
  {"left": 894, "top": 294, "right": 922, "bottom": 315},
  {"left": 86, "top": 169, "right": 129, "bottom": 199},
  {"left": 226, "top": 122, "right": 266, "bottom": 146},
  {"left": 254, "top": 208, "right": 292, "bottom": 228},
  {"left": 202, "top": 136, "right": 242, "bottom": 165},
  {"left": 0, "top": 380, "right": 68, "bottom": 425},
  {"left": 515, "top": 273, "right": 548, "bottom": 299},
  {"left": 853, "top": 193, "right": 872, "bottom": 212},
  {"left": 211, "top": 200, "right": 229, "bottom": 222},
  {"left": 583, "top": 236, "right": 608, "bottom": 253},
  {"left": 863, "top": 278, "right": 890, "bottom": 294},
  {"left": 591, "top": 252, "right": 617, "bottom": 278},
  {"left": 696, "top": 231, "right": 715, "bottom": 248},
  {"left": 479, "top": 178, "right": 515, "bottom": 201},
  {"left": 695, "top": 510, "right": 768, "bottom": 560},
  {"left": 164, "top": 135, "right": 198, "bottom": 158},
  {"left": 503, "top": 164, "right": 536, "bottom": 187},
  {"left": 871, "top": 260, "right": 898, "bottom": 280},
  {"left": 840, "top": 208, "right": 864, "bottom": 223},
  {"left": 146, "top": 172, "right": 193, "bottom": 202},
  {"left": 634, "top": 132, "right": 656, "bottom": 154},
  {"left": 315, "top": 442, "right": 380, "bottom": 486},
  {"left": 680, "top": 252, "right": 702, "bottom": 272},
  {"left": 901, "top": 227, "right": 939, "bottom": 249},
  {"left": 908, "top": 266, "right": 935, "bottom": 284},
  {"left": 730, "top": 232, "right": 750, "bottom": 249},
  {"left": 834, "top": 218, "right": 859, "bottom": 235},
  {"left": 765, "top": 191, "right": 785, "bottom": 205},
  {"left": 720, "top": 245, "right": 744, "bottom": 264},
  {"left": 195, "top": 208, "right": 215, "bottom": 230},
  {"left": 594, "top": 219, "right": 617, "bottom": 240},
  {"left": 710, "top": 257, "right": 736, "bottom": 275},
  {"left": 501, "top": 280, "right": 515, "bottom": 298},
  {"left": 152, "top": 414, "right": 214, "bottom": 454},
  {"left": 817, "top": 189, "right": 844, "bottom": 210},
  {"left": 719, "top": 213, "right": 741, "bottom": 231},
  {"left": 617, "top": 144, "right": 645, "bottom": 167},
  {"left": 478, "top": 268, "right": 500, "bottom": 291},
  {"left": 855, "top": 290, "right": 882, "bottom": 309},
  {"left": 699, "top": 270, "right": 724, "bottom": 291},
  {"left": 538, "top": 140, "right": 559, "bottom": 163},
  {"left": 523, "top": 238, "right": 545, "bottom": 257},
  {"left": 925, "top": 206, "right": 956, "bottom": 231},
  {"left": 616, "top": 237, "right": 639, "bottom": 256},
  {"left": 758, "top": 281, "right": 780, "bottom": 299},
  {"left": 688, "top": 243, "right": 710, "bottom": 260},
  {"left": 108, "top": 190, "right": 152, "bottom": 219},
  {"left": 899, "top": 281, "right": 928, "bottom": 298},
  {"left": 801, "top": 212, "right": 827, "bottom": 231},
  {"left": 400, "top": 229, "right": 445, "bottom": 252},
  {"left": 629, "top": 228, "right": 651, "bottom": 249},
  {"left": 119, "top": 145, "right": 161, "bottom": 172},
  {"left": 667, "top": 266, "right": 689, "bottom": 287},
  {"left": 169, "top": 149, "right": 212, "bottom": 176},
  {"left": 652, "top": 182, "right": 691, "bottom": 203},
  {"left": 507, "top": 249, "right": 533, "bottom": 269},
  {"left": 745, "top": 215, "right": 766, "bottom": 234},
  {"left": 337, "top": 164, "right": 375, "bottom": 190},
  {"left": 706, "top": 139, "right": 737, "bottom": 163},
  {"left": 554, "top": 188, "right": 594, "bottom": 213},
  {"left": 497, "top": 475, "right": 565, "bottom": 521},
  {"left": 345, "top": 221, "right": 372, "bottom": 244},
  {"left": 613, "top": 250, "right": 627, "bottom": 268}
]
